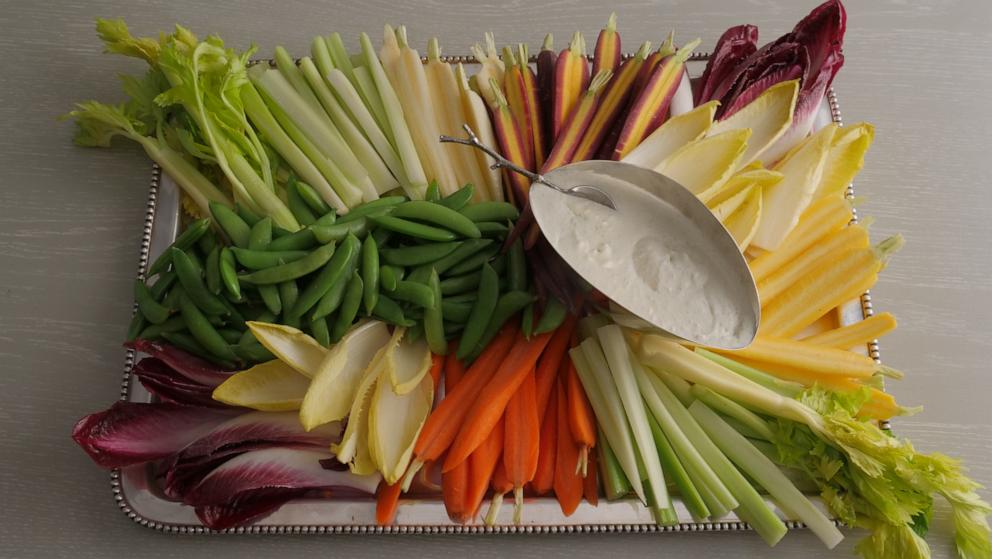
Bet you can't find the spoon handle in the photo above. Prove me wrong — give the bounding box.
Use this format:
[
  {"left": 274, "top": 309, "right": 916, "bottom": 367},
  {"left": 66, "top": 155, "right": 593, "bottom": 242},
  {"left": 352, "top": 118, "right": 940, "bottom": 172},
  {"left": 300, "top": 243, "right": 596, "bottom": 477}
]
[{"left": 440, "top": 125, "right": 565, "bottom": 193}]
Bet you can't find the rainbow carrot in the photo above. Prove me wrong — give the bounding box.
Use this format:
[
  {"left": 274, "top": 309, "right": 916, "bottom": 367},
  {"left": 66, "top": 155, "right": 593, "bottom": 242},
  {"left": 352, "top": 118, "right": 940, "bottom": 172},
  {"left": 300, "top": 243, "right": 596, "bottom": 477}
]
[
  {"left": 536, "top": 34, "right": 557, "bottom": 157},
  {"left": 376, "top": 480, "right": 404, "bottom": 525},
  {"left": 531, "top": 380, "right": 558, "bottom": 495},
  {"left": 443, "top": 330, "right": 553, "bottom": 471},
  {"left": 503, "top": 47, "right": 536, "bottom": 171},
  {"left": 632, "top": 33, "right": 674, "bottom": 96},
  {"left": 613, "top": 37, "right": 700, "bottom": 160},
  {"left": 517, "top": 44, "right": 547, "bottom": 169},
  {"left": 465, "top": 415, "right": 506, "bottom": 522},
  {"left": 583, "top": 450, "right": 600, "bottom": 506},
  {"left": 490, "top": 81, "right": 535, "bottom": 205},
  {"left": 566, "top": 357, "right": 597, "bottom": 476},
  {"left": 552, "top": 31, "right": 590, "bottom": 140},
  {"left": 553, "top": 378, "right": 583, "bottom": 516},
  {"left": 543, "top": 70, "right": 612, "bottom": 173},
  {"left": 486, "top": 455, "right": 513, "bottom": 525},
  {"left": 592, "top": 13, "right": 621, "bottom": 76},
  {"left": 504, "top": 369, "right": 540, "bottom": 523},
  {"left": 571, "top": 42, "right": 650, "bottom": 163},
  {"left": 441, "top": 349, "right": 470, "bottom": 523}
]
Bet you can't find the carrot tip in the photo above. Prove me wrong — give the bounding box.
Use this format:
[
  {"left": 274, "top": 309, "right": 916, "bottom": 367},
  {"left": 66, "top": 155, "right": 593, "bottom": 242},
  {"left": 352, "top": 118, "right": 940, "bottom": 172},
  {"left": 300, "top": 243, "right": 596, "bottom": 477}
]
[
  {"left": 485, "top": 492, "right": 504, "bottom": 526},
  {"left": 513, "top": 486, "right": 524, "bottom": 525},
  {"left": 575, "top": 447, "right": 589, "bottom": 477}
]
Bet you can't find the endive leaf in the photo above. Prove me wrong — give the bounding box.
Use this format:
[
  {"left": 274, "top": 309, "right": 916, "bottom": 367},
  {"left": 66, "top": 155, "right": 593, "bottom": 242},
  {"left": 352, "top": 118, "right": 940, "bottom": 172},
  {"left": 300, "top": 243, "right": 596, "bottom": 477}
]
[
  {"left": 369, "top": 369, "right": 434, "bottom": 483},
  {"left": 657, "top": 128, "right": 751, "bottom": 199},
  {"left": 711, "top": 184, "right": 757, "bottom": 223},
  {"left": 387, "top": 332, "right": 432, "bottom": 395},
  {"left": 299, "top": 320, "right": 391, "bottom": 430},
  {"left": 751, "top": 123, "right": 837, "bottom": 250},
  {"left": 621, "top": 100, "right": 717, "bottom": 169},
  {"left": 246, "top": 321, "right": 326, "bottom": 378},
  {"left": 708, "top": 80, "right": 798, "bottom": 169},
  {"left": 724, "top": 186, "right": 763, "bottom": 251},
  {"left": 706, "top": 163, "right": 783, "bottom": 209},
  {"left": 212, "top": 360, "right": 310, "bottom": 411},
  {"left": 814, "top": 122, "right": 874, "bottom": 200}
]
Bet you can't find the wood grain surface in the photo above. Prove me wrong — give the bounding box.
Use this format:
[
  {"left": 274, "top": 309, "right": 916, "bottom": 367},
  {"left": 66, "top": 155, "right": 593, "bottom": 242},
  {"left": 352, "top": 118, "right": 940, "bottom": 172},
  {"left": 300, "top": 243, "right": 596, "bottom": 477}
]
[{"left": 2, "top": 0, "right": 990, "bottom": 557}]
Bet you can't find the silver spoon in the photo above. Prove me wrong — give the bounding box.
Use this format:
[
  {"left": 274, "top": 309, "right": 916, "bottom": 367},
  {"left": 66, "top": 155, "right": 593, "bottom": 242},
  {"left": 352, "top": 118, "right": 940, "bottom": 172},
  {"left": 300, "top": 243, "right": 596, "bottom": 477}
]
[{"left": 439, "top": 124, "right": 617, "bottom": 210}]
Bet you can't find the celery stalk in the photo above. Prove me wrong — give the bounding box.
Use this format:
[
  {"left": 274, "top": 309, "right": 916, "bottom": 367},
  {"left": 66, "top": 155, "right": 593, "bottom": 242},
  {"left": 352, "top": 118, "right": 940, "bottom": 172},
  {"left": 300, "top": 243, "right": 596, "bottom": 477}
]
[
  {"left": 646, "top": 409, "right": 709, "bottom": 521},
  {"left": 596, "top": 431, "right": 631, "bottom": 500},
  {"left": 274, "top": 46, "right": 327, "bottom": 117},
  {"left": 694, "top": 348, "right": 804, "bottom": 397},
  {"left": 351, "top": 66, "right": 392, "bottom": 145},
  {"left": 690, "top": 385, "right": 775, "bottom": 441},
  {"left": 650, "top": 364, "right": 694, "bottom": 406},
  {"left": 690, "top": 402, "right": 843, "bottom": 549}
]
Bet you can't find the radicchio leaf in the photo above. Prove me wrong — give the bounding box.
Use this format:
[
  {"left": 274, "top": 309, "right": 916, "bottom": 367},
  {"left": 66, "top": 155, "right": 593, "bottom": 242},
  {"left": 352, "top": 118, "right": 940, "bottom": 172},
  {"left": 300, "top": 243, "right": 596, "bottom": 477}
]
[
  {"left": 132, "top": 357, "right": 226, "bottom": 408},
  {"left": 695, "top": 24, "right": 759, "bottom": 104},
  {"left": 163, "top": 412, "right": 341, "bottom": 499},
  {"left": 71, "top": 401, "right": 240, "bottom": 468},
  {"left": 126, "top": 339, "right": 234, "bottom": 387}
]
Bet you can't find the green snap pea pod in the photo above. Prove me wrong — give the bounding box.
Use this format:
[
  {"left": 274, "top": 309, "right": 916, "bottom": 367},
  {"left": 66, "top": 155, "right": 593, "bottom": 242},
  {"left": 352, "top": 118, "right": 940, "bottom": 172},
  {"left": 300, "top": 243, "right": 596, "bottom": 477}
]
[
  {"left": 238, "top": 242, "right": 337, "bottom": 285},
  {"left": 441, "top": 300, "right": 472, "bottom": 323},
  {"left": 406, "top": 265, "right": 433, "bottom": 285},
  {"left": 330, "top": 271, "right": 364, "bottom": 343},
  {"left": 235, "top": 204, "right": 263, "bottom": 227},
  {"left": 337, "top": 196, "right": 406, "bottom": 223},
  {"left": 210, "top": 202, "right": 251, "bottom": 248},
  {"left": 237, "top": 310, "right": 276, "bottom": 345},
  {"left": 231, "top": 248, "right": 309, "bottom": 270},
  {"left": 521, "top": 302, "right": 535, "bottom": 338},
  {"left": 361, "top": 235, "right": 379, "bottom": 316},
  {"left": 459, "top": 201, "right": 519, "bottom": 222},
  {"left": 217, "top": 328, "right": 244, "bottom": 345},
  {"left": 371, "top": 227, "right": 392, "bottom": 248},
  {"left": 372, "top": 295, "right": 414, "bottom": 327},
  {"left": 138, "top": 315, "right": 187, "bottom": 340},
  {"left": 507, "top": 239, "right": 527, "bottom": 291},
  {"left": 171, "top": 248, "right": 229, "bottom": 315},
  {"left": 279, "top": 281, "right": 299, "bottom": 316},
  {"left": 266, "top": 228, "right": 317, "bottom": 252},
  {"left": 390, "top": 280, "right": 436, "bottom": 308},
  {"left": 371, "top": 216, "right": 457, "bottom": 242},
  {"left": 197, "top": 233, "right": 218, "bottom": 258},
  {"left": 134, "top": 280, "right": 171, "bottom": 324},
  {"left": 272, "top": 226, "right": 293, "bottom": 238},
  {"left": 313, "top": 212, "right": 337, "bottom": 227},
  {"left": 476, "top": 221, "right": 509, "bottom": 238},
  {"left": 381, "top": 242, "right": 461, "bottom": 267},
  {"left": 390, "top": 200, "right": 481, "bottom": 239},
  {"left": 425, "top": 181, "right": 441, "bottom": 202},
  {"left": 162, "top": 285, "right": 184, "bottom": 312},
  {"left": 281, "top": 314, "right": 301, "bottom": 330},
  {"left": 405, "top": 323, "right": 424, "bottom": 343},
  {"left": 404, "top": 306, "right": 425, "bottom": 321},
  {"left": 438, "top": 184, "right": 475, "bottom": 210},
  {"left": 205, "top": 246, "right": 222, "bottom": 295},
  {"left": 379, "top": 265, "right": 399, "bottom": 292},
  {"left": 468, "top": 290, "right": 535, "bottom": 360},
  {"left": 423, "top": 269, "right": 446, "bottom": 355},
  {"left": 126, "top": 312, "right": 146, "bottom": 342},
  {"left": 445, "top": 292, "right": 478, "bottom": 304},
  {"left": 249, "top": 217, "right": 273, "bottom": 249},
  {"left": 294, "top": 180, "right": 331, "bottom": 216},
  {"left": 287, "top": 180, "right": 318, "bottom": 226},
  {"left": 147, "top": 218, "right": 212, "bottom": 276},
  {"left": 233, "top": 340, "right": 276, "bottom": 364},
  {"left": 178, "top": 294, "right": 238, "bottom": 363},
  {"left": 491, "top": 252, "right": 508, "bottom": 275},
  {"left": 291, "top": 233, "right": 359, "bottom": 319},
  {"left": 429, "top": 238, "right": 494, "bottom": 275},
  {"left": 440, "top": 270, "right": 482, "bottom": 295},
  {"left": 444, "top": 321, "right": 465, "bottom": 338},
  {"left": 534, "top": 297, "right": 567, "bottom": 334},
  {"left": 311, "top": 278, "right": 346, "bottom": 320},
  {"left": 446, "top": 245, "right": 500, "bottom": 276},
  {"left": 310, "top": 316, "right": 331, "bottom": 347},
  {"left": 257, "top": 285, "right": 282, "bottom": 315},
  {"left": 456, "top": 263, "right": 499, "bottom": 360},
  {"left": 148, "top": 270, "right": 177, "bottom": 301},
  {"left": 311, "top": 219, "right": 368, "bottom": 243},
  {"left": 219, "top": 248, "right": 241, "bottom": 299},
  {"left": 161, "top": 332, "right": 233, "bottom": 367}
]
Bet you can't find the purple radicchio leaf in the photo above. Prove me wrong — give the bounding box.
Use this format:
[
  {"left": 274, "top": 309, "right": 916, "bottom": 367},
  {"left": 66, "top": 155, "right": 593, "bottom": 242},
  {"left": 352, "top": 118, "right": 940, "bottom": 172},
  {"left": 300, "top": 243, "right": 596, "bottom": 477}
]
[
  {"left": 695, "top": 24, "right": 759, "bottom": 104},
  {"left": 132, "top": 357, "right": 227, "bottom": 408},
  {"left": 126, "top": 339, "right": 234, "bottom": 387},
  {"left": 71, "top": 401, "right": 241, "bottom": 468},
  {"left": 163, "top": 412, "right": 341, "bottom": 499},
  {"left": 184, "top": 448, "right": 380, "bottom": 529}
]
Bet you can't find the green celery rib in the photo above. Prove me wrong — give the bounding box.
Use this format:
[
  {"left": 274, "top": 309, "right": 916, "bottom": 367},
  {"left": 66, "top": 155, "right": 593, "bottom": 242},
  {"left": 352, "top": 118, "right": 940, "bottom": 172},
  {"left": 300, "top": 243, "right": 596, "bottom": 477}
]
[
  {"left": 646, "top": 407, "right": 709, "bottom": 521},
  {"left": 691, "top": 385, "right": 776, "bottom": 441},
  {"left": 695, "top": 348, "right": 804, "bottom": 397},
  {"left": 596, "top": 431, "right": 632, "bottom": 501}
]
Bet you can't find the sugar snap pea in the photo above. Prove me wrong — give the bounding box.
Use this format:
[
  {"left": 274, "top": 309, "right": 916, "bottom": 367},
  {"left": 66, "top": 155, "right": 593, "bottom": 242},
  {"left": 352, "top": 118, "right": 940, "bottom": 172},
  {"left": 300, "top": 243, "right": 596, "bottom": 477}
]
[
  {"left": 266, "top": 228, "right": 317, "bottom": 252},
  {"left": 438, "top": 184, "right": 474, "bottom": 210},
  {"left": 459, "top": 201, "right": 519, "bottom": 222},
  {"left": 178, "top": 293, "right": 238, "bottom": 363},
  {"left": 456, "top": 263, "right": 499, "bottom": 360},
  {"left": 134, "top": 280, "right": 171, "bottom": 324},
  {"left": 313, "top": 212, "right": 337, "bottom": 227},
  {"left": 294, "top": 180, "right": 332, "bottom": 215},
  {"left": 441, "top": 300, "right": 472, "bottom": 323},
  {"left": 272, "top": 225, "right": 293, "bottom": 238},
  {"left": 491, "top": 252, "right": 508, "bottom": 275},
  {"left": 172, "top": 248, "right": 229, "bottom": 315},
  {"left": 257, "top": 285, "right": 282, "bottom": 315},
  {"left": 161, "top": 332, "right": 228, "bottom": 366},
  {"left": 231, "top": 248, "right": 309, "bottom": 270},
  {"left": 217, "top": 328, "right": 244, "bottom": 345},
  {"left": 405, "top": 323, "right": 424, "bottom": 343},
  {"left": 390, "top": 280, "right": 435, "bottom": 308},
  {"left": 521, "top": 302, "right": 535, "bottom": 338},
  {"left": 310, "top": 316, "right": 331, "bottom": 347},
  {"left": 338, "top": 196, "right": 405, "bottom": 223},
  {"left": 446, "top": 245, "right": 500, "bottom": 276},
  {"left": 371, "top": 227, "right": 392, "bottom": 248},
  {"left": 233, "top": 340, "right": 275, "bottom": 363},
  {"left": 210, "top": 202, "right": 251, "bottom": 248},
  {"left": 440, "top": 270, "right": 482, "bottom": 295},
  {"left": 279, "top": 281, "right": 299, "bottom": 315},
  {"left": 391, "top": 201, "right": 481, "bottom": 239},
  {"left": 425, "top": 181, "right": 441, "bottom": 202},
  {"left": 508, "top": 239, "right": 527, "bottom": 291},
  {"left": 476, "top": 221, "right": 509, "bottom": 238},
  {"left": 148, "top": 269, "right": 177, "bottom": 301},
  {"left": 235, "top": 204, "right": 263, "bottom": 227},
  {"left": 291, "top": 233, "right": 359, "bottom": 319},
  {"left": 444, "top": 292, "right": 478, "bottom": 304},
  {"left": 432, "top": 239, "right": 495, "bottom": 275},
  {"left": 197, "top": 233, "right": 218, "bottom": 258},
  {"left": 162, "top": 285, "right": 184, "bottom": 312},
  {"left": 469, "top": 290, "right": 534, "bottom": 359},
  {"left": 126, "top": 312, "right": 146, "bottom": 342},
  {"left": 330, "top": 271, "right": 363, "bottom": 343},
  {"left": 248, "top": 217, "right": 273, "bottom": 249},
  {"left": 219, "top": 248, "right": 241, "bottom": 299},
  {"left": 147, "top": 218, "right": 211, "bottom": 276},
  {"left": 238, "top": 242, "right": 336, "bottom": 285},
  {"left": 381, "top": 241, "right": 461, "bottom": 267},
  {"left": 371, "top": 216, "right": 457, "bottom": 242},
  {"left": 205, "top": 246, "right": 222, "bottom": 295},
  {"left": 534, "top": 297, "right": 567, "bottom": 334},
  {"left": 311, "top": 219, "right": 368, "bottom": 243},
  {"left": 138, "top": 315, "right": 186, "bottom": 340},
  {"left": 379, "top": 265, "right": 399, "bottom": 292},
  {"left": 423, "top": 269, "right": 446, "bottom": 355},
  {"left": 444, "top": 321, "right": 465, "bottom": 338},
  {"left": 311, "top": 276, "right": 347, "bottom": 320},
  {"left": 287, "top": 180, "right": 318, "bottom": 226},
  {"left": 372, "top": 295, "right": 414, "bottom": 327},
  {"left": 361, "top": 235, "right": 379, "bottom": 316}
]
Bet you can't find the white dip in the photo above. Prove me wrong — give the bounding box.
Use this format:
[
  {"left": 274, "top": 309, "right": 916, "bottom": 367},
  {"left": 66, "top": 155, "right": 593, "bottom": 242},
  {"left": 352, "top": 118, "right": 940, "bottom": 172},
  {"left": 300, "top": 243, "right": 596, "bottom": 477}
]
[{"left": 531, "top": 166, "right": 755, "bottom": 348}]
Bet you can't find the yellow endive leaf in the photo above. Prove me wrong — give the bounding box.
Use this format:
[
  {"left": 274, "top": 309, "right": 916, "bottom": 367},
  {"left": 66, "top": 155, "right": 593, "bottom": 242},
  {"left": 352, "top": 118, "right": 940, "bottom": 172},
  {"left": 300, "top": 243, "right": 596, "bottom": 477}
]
[
  {"left": 621, "top": 101, "right": 718, "bottom": 169},
  {"left": 331, "top": 344, "right": 388, "bottom": 476},
  {"left": 705, "top": 162, "right": 783, "bottom": 208},
  {"left": 387, "top": 333, "right": 432, "bottom": 395},
  {"left": 724, "top": 186, "right": 763, "bottom": 251},
  {"left": 212, "top": 360, "right": 310, "bottom": 411},
  {"left": 814, "top": 122, "right": 874, "bottom": 199},
  {"left": 657, "top": 128, "right": 751, "bottom": 198},
  {"left": 369, "top": 369, "right": 433, "bottom": 483},
  {"left": 246, "top": 321, "right": 326, "bottom": 378},
  {"left": 708, "top": 80, "right": 798, "bottom": 169},
  {"left": 711, "top": 184, "right": 757, "bottom": 222}
]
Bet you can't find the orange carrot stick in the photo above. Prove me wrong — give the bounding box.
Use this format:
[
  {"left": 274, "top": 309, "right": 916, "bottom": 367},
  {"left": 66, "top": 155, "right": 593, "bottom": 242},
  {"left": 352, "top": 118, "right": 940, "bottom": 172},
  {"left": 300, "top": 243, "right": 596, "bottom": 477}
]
[
  {"left": 465, "top": 415, "right": 505, "bottom": 522},
  {"left": 444, "top": 344, "right": 465, "bottom": 392},
  {"left": 376, "top": 480, "right": 404, "bottom": 525},
  {"left": 441, "top": 353, "right": 470, "bottom": 523},
  {"left": 443, "top": 330, "right": 553, "bottom": 471},
  {"left": 412, "top": 324, "right": 517, "bottom": 466},
  {"left": 429, "top": 353, "right": 445, "bottom": 395},
  {"left": 554, "top": 378, "right": 583, "bottom": 516},
  {"left": 583, "top": 449, "right": 600, "bottom": 506},
  {"left": 566, "top": 357, "right": 597, "bottom": 476},
  {"left": 535, "top": 317, "right": 577, "bottom": 420},
  {"left": 486, "top": 455, "right": 513, "bottom": 525},
  {"left": 504, "top": 369, "right": 540, "bottom": 523},
  {"left": 531, "top": 380, "right": 558, "bottom": 495}
]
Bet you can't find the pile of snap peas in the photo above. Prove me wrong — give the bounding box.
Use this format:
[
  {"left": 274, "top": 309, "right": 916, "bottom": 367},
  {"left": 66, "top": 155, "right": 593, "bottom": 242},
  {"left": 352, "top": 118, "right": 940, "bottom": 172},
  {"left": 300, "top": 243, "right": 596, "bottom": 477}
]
[{"left": 127, "top": 179, "right": 561, "bottom": 367}]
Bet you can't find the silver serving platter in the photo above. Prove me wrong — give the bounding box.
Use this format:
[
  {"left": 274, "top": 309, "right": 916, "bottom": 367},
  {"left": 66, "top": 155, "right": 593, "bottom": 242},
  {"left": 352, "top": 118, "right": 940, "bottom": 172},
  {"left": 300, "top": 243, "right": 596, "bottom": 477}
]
[{"left": 109, "top": 53, "right": 880, "bottom": 534}]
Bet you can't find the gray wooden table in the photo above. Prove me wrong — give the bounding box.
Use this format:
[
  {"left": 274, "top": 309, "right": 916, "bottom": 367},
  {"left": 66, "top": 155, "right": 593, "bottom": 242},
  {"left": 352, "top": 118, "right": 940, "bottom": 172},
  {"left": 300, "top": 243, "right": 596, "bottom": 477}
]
[{"left": 2, "top": 0, "right": 990, "bottom": 557}]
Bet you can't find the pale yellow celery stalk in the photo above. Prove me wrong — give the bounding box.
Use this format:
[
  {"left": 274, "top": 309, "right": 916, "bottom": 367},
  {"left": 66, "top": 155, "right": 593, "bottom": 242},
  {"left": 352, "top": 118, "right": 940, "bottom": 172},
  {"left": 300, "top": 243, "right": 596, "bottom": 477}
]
[{"left": 456, "top": 63, "right": 502, "bottom": 200}]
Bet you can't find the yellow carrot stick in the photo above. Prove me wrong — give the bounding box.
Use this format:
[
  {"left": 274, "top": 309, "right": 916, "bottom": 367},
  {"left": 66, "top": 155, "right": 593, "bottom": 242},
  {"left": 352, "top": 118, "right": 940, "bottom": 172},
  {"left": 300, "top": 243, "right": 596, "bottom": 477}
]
[
  {"left": 801, "top": 312, "right": 898, "bottom": 350},
  {"left": 552, "top": 32, "right": 590, "bottom": 140},
  {"left": 720, "top": 336, "right": 900, "bottom": 380}
]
